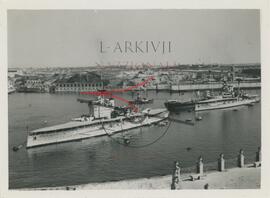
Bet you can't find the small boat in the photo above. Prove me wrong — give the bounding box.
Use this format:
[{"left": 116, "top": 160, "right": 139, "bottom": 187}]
[
  {"left": 12, "top": 146, "right": 19, "bottom": 152},
  {"left": 195, "top": 116, "right": 202, "bottom": 121},
  {"left": 129, "top": 92, "right": 154, "bottom": 105},
  {"left": 13, "top": 144, "right": 23, "bottom": 152},
  {"left": 123, "top": 136, "right": 131, "bottom": 144},
  {"left": 158, "top": 120, "right": 169, "bottom": 126},
  {"left": 129, "top": 98, "right": 154, "bottom": 105},
  {"left": 186, "top": 147, "right": 192, "bottom": 151},
  {"left": 8, "top": 82, "right": 16, "bottom": 94}
]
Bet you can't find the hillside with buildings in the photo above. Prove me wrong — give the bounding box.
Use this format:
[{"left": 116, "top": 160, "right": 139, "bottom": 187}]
[{"left": 8, "top": 64, "right": 261, "bottom": 94}]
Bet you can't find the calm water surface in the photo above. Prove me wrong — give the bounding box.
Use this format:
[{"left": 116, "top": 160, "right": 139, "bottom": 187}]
[{"left": 8, "top": 90, "right": 261, "bottom": 189}]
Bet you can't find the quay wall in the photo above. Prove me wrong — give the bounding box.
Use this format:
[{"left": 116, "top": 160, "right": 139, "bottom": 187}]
[
  {"left": 24, "top": 148, "right": 261, "bottom": 190},
  {"left": 144, "top": 81, "right": 260, "bottom": 92},
  {"left": 170, "top": 81, "right": 261, "bottom": 92},
  {"left": 170, "top": 148, "right": 261, "bottom": 189},
  {"left": 37, "top": 81, "right": 261, "bottom": 93}
]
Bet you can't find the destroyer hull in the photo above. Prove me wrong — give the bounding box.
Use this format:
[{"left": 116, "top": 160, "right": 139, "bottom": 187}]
[
  {"left": 165, "top": 98, "right": 259, "bottom": 112},
  {"left": 195, "top": 98, "right": 258, "bottom": 111},
  {"left": 26, "top": 110, "right": 168, "bottom": 148}
]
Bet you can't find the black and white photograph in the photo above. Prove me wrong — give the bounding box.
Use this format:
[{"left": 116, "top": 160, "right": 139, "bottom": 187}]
[{"left": 1, "top": 1, "right": 269, "bottom": 196}]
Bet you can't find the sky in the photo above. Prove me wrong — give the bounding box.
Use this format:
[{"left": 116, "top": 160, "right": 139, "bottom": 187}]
[{"left": 8, "top": 9, "right": 260, "bottom": 68}]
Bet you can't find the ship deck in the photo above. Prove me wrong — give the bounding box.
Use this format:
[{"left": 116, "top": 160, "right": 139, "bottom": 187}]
[
  {"left": 198, "top": 97, "right": 238, "bottom": 104},
  {"left": 30, "top": 108, "right": 167, "bottom": 134},
  {"left": 195, "top": 98, "right": 257, "bottom": 111},
  {"left": 26, "top": 109, "right": 169, "bottom": 148}
]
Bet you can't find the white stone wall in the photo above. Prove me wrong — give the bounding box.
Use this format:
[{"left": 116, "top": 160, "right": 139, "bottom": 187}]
[
  {"left": 171, "top": 82, "right": 261, "bottom": 91},
  {"left": 55, "top": 82, "right": 103, "bottom": 92}
]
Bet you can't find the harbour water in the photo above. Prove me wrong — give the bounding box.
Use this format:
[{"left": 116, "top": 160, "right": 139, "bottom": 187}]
[{"left": 8, "top": 90, "right": 261, "bottom": 189}]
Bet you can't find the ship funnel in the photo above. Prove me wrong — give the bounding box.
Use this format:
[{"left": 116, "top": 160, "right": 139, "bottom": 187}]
[
  {"left": 109, "top": 98, "right": 115, "bottom": 107},
  {"left": 88, "top": 102, "right": 94, "bottom": 117}
]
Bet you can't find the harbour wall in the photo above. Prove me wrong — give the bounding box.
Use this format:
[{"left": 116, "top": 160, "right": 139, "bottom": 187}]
[
  {"left": 14, "top": 81, "right": 261, "bottom": 93},
  {"left": 171, "top": 147, "right": 261, "bottom": 189},
  {"left": 23, "top": 148, "right": 261, "bottom": 190},
  {"left": 149, "top": 81, "right": 261, "bottom": 92}
]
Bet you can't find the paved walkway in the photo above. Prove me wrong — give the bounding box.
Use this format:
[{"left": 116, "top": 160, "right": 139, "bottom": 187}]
[{"left": 25, "top": 166, "right": 260, "bottom": 190}]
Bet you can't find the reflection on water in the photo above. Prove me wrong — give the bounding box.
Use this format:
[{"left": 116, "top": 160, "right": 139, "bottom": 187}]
[{"left": 9, "top": 90, "right": 261, "bottom": 188}]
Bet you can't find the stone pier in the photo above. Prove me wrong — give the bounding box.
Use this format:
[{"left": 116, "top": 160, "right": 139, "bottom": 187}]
[
  {"left": 171, "top": 161, "right": 181, "bottom": 190},
  {"left": 197, "top": 156, "right": 204, "bottom": 175},
  {"left": 256, "top": 147, "right": 261, "bottom": 162},
  {"left": 238, "top": 149, "right": 245, "bottom": 168},
  {"left": 218, "top": 153, "right": 225, "bottom": 172}
]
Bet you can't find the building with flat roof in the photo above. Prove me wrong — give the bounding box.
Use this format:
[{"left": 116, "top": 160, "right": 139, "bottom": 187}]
[{"left": 54, "top": 72, "right": 108, "bottom": 92}]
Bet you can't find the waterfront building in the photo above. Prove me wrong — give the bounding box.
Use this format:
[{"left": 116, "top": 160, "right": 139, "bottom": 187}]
[
  {"left": 8, "top": 68, "right": 24, "bottom": 78},
  {"left": 54, "top": 72, "right": 108, "bottom": 92},
  {"left": 8, "top": 77, "right": 16, "bottom": 94},
  {"left": 25, "top": 76, "right": 44, "bottom": 88}
]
